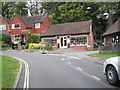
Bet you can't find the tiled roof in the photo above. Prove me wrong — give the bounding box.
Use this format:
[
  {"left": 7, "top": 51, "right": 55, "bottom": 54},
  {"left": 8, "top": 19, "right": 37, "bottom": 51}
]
[
  {"left": 103, "top": 18, "right": 120, "bottom": 36},
  {"left": 4, "top": 18, "right": 11, "bottom": 24},
  {"left": 16, "top": 15, "right": 46, "bottom": 28},
  {"left": 0, "top": 16, "right": 11, "bottom": 24},
  {"left": 41, "top": 20, "right": 92, "bottom": 36}
]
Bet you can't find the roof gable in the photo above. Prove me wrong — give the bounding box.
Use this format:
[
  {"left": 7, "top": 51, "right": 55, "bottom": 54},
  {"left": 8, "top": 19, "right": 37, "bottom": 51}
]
[
  {"left": 0, "top": 16, "right": 11, "bottom": 24},
  {"left": 41, "top": 20, "right": 92, "bottom": 36},
  {"left": 4, "top": 18, "right": 11, "bottom": 24},
  {"left": 16, "top": 15, "right": 46, "bottom": 28},
  {"left": 103, "top": 18, "right": 120, "bottom": 36}
]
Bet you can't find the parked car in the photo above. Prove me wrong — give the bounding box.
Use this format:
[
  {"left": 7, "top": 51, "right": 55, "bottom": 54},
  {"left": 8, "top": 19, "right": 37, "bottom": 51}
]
[{"left": 103, "top": 56, "right": 120, "bottom": 85}]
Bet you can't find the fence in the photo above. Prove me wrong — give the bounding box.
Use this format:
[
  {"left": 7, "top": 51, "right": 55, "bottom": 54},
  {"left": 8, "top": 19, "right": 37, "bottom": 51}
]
[{"left": 99, "top": 43, "right": 120, "bottom": 54}]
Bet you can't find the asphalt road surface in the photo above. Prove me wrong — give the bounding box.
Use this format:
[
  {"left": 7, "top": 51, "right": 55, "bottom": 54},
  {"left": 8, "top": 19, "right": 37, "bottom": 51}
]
[{"left": 1, "top": 51, "right": 119, "bottom": 88}]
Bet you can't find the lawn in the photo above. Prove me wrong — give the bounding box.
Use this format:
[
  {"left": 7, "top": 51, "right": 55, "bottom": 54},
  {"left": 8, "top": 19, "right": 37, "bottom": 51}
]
[
  {"left": 88, "top": 53, "right": 120, "bottom": 60},
  {"left": 0, "top": 55, "right": 20, "bottom": 89}
]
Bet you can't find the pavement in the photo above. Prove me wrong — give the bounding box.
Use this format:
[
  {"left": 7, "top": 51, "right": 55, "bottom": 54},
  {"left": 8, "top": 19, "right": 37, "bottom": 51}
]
[{"left": 48, "top": 48, "right": 104, "bottom": 65}]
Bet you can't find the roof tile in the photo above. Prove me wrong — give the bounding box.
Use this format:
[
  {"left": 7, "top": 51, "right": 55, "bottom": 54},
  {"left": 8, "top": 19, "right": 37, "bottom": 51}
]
[
  {"left": 16, "top": 15, "right": 46, "bottom": 28},
  {"left": 41, "top": 20, "right": 92, "bottom": 36},
  {"left": 103, "top": 18, "right": 120, "bottom": 36}
]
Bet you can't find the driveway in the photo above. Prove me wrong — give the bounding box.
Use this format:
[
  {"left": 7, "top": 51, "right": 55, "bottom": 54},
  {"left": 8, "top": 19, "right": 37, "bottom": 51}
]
[{"left": 1, "top": 50, "right": 118, "bottom": 88}]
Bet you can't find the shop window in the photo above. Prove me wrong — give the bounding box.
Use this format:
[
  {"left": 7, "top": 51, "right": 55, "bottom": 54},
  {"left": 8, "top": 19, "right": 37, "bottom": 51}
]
[
  {"left": 70, "top": 35, "right": 87, "bottom": 46},
  {"left": 43, "top": 38, "right": 57, "bottom": 46}
]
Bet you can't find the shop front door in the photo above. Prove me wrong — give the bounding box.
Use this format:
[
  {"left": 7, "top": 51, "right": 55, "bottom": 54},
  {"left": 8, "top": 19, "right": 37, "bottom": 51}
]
[{"left": 60, "top": 37, "right": 67, "bottom": 48}]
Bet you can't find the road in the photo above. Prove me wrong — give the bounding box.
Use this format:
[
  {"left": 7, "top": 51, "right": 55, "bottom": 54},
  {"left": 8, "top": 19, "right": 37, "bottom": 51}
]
[{"left": 1, "top": 51, "right": 118, "bottom": 88}]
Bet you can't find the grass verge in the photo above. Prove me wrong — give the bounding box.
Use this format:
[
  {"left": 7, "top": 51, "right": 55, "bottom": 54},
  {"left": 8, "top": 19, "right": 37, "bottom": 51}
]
[
  {"left": 1, "top": 55, "right": 20, "bottom": 89},
  {"left": 88, "top": 53, "right": 120, "bottom": 60}
]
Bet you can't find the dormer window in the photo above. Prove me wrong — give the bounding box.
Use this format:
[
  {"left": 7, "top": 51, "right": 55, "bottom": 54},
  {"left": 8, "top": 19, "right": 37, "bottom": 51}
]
[
  {"left": 12, "top": 24, "right": 20, "bottom": 29},
  {"left": 35, "top": 23, "right": 40, "bottom": 29}
]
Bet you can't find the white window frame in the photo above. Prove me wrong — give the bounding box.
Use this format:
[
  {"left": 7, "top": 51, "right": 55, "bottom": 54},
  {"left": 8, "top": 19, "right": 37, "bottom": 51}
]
[
  {"left": 12, "top": 24, "right": 20, "bottom": 29},
  {"left": 70, "top": 35, "right": 88, "bottom": 46},
  {"left": 35, "top": 23, "right": 40, "bottom": 29},
  {"left": 11, "top": 35, "right": 20, "bottom": 41},
  {"left": 0, "top": 25, "right": 6, "bottom": 30},
  {"left": 42, "top": 37, "right": 57, "bottom": 46}
]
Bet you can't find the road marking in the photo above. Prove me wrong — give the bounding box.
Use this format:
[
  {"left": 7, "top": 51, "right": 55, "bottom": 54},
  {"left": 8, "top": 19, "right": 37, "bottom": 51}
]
[
  {"left": 77, "top": 67, "right": 82, "bottom": 70},
  {"left": 62, "top": 58, "right": 65, "bottom": 60},
  {"left": 92, "top": 75, "right": 100, "bottom": 81},
  {"left": 13, "top": 57, "right": 29, "bottom": 88},
  {"left": 74, "top": 57, "right": 80, "bottom": 59},
  {"left": 67, "top": 62, "right": 71, "bottom": 64},
  {"left": 61, "top": 55, "right": 66, "bottom": 57},
  {"left": 62, "top": 58, "right": 70, "bottom": 60}
]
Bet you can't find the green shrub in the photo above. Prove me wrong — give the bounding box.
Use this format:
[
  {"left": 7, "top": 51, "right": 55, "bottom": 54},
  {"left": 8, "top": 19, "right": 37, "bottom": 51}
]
[
  {"left": 27, "top": 42, "right": 52, "bottom": 50},
  {"left": 28, "top": 43, "right": 41, "bottom": 49},
  {"left": 95, "top": 40, "right": 103, "bottom": 44},
  {"left": 0, "top": 33, "right": 10, "bottom": 44},
  {"left": 26, "top": 33, "right": 40, "bottom": 44},
  {"left": 2, "top": 43, "right": 8, "bottom": 47},
  {"left": 44, "top": 45, "right": 53, "bottom": 50},
  {"left": 1, "top": 42, "right": 9, "bottom": 47},
  {"left": 39, "top": 42, "right": 45, "bottom": 49},
  {"left": 22, "top": 45, "right": 26, "bottom": 49},
  {"left": 14, "top": 37, "right": 21, "bottom": 41}
]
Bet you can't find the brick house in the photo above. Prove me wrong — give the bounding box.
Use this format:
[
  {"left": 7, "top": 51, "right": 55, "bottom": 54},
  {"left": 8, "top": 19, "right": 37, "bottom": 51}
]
[
  {"left": 41, "top": 20, "right": 94, "bottom": 50},
  {"left": 9, "top": 15, "right": 50, "bottom": 43},
  {"left": 0, "top": 16, "right": 11, "bottom": 33},
  {"left": 103, "top": 18, "right": 120, "bottom": 46}
]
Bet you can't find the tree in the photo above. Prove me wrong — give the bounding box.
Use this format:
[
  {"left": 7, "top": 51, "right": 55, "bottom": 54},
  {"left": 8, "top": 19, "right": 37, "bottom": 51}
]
[
  {"left": 99, "top": 2, "right": 120, "bottom": 27},
  {"left": 40, "top": 2, "right": 120, "bottom": 41},
  {"left": 2, "top": 2, "right": 14, "bottom": 18},
  {"left": 27, "top": 1, "right": 41, "bottom": 16},
  {"left": 2, "top": 2, "right": 28, "bottom": 19}
]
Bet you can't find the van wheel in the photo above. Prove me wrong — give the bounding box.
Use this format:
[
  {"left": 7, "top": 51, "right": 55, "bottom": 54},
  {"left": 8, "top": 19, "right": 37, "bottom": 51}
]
[{"left": 106, "top": 66, "right": 119, "bottom": 85}]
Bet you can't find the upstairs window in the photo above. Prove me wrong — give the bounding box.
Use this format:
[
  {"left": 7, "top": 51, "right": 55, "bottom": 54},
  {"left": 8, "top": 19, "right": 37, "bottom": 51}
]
[
  {"left": 35, "top": 23, "right": 40, "bottom": 29},
  {"left": 12, "top": 24, "right": 20, "bottom": 29},
  {"left": 0, "top": 25, "right": 6, "bottom": 30}
]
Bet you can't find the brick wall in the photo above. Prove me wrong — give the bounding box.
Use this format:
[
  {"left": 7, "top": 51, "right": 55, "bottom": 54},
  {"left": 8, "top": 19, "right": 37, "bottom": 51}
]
[
  {"left": 0, "top": 17, "right": 9, "bottom": 34},
  {"left": 34, "top": 16, "right": 50, "bottom": 34}
]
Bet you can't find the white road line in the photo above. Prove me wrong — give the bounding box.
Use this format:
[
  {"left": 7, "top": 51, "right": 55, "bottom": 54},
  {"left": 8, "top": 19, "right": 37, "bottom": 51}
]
[
  {"left": 62, "top": 58, "right": 65, "bottom": 60},
  {"left": 13, "top": 57, "right": 29, "bottom": 88},
  {"left": 74, "top": 57, "right": 80, "bottom": 59},
  {"left": 92, "top": 75, "right": 100, "bottom": 81},
  {"left": 67, "top": 62, "right": 71, "bottom": 64},
  {"left": 77, "top": 67, "right": 82, "bottom": 70},
  {"left": 61, "top": 55, "right": 66, "bottom": 57},
  {"left": 62, "top": 58, "right": 70, "bottom": 60}
]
